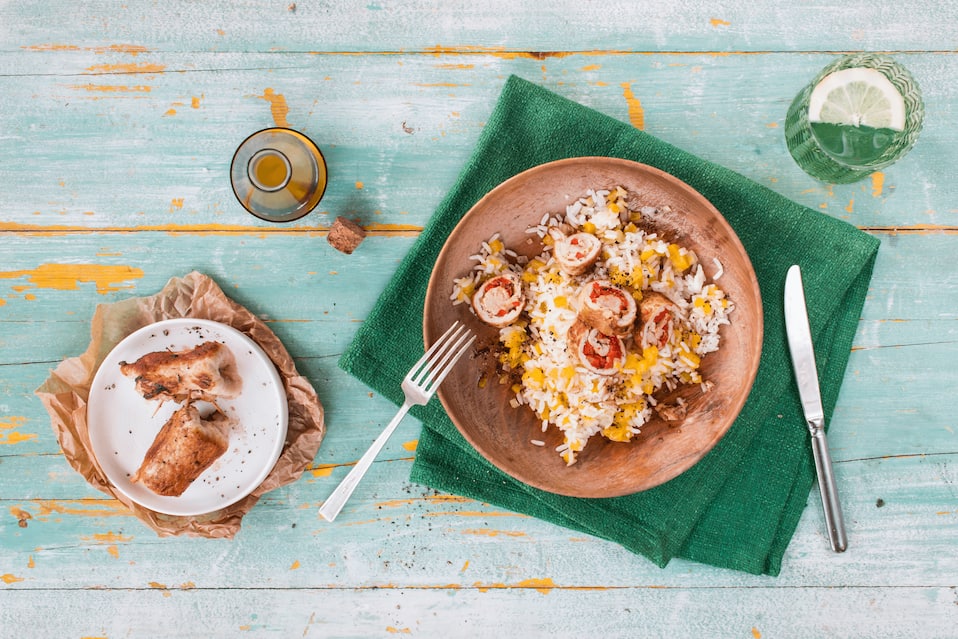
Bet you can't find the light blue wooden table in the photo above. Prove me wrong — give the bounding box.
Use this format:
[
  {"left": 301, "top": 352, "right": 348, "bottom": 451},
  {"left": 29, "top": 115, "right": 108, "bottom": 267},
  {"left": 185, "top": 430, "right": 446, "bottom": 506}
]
[{"left": 2, "top": 2, "right": 957, "bottom": 636}]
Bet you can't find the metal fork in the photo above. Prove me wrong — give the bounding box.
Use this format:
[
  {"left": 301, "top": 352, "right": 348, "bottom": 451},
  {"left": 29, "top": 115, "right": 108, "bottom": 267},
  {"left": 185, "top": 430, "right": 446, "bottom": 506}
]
[{"left": 319, "top": 321, "right": 476, "bottom": 522}]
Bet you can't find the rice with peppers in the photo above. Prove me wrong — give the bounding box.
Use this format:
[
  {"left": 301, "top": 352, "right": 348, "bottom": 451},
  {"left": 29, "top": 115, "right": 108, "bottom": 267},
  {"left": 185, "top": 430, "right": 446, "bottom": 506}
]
[{"left": 451, "top": 187, "right": 733, "bottom": 465}]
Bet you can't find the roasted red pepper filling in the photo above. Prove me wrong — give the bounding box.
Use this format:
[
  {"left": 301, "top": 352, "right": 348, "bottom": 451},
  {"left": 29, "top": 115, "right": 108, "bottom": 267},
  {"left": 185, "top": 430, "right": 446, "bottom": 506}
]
[
  {"left": 652, "top": 309, "right": 672, "bottom": 346},
  {"left": 581, "top": 333, "right": 623, "bottom": 369},
  {"left": 484, "top": 277, "right": 520, "bottom": 317}
]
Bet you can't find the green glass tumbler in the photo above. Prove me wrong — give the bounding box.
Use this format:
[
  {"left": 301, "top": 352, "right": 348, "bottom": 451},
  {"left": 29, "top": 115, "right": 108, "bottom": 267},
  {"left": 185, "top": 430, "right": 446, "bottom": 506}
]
[{"left": 784, "top": 53, "right": 923, "bottom": 184}]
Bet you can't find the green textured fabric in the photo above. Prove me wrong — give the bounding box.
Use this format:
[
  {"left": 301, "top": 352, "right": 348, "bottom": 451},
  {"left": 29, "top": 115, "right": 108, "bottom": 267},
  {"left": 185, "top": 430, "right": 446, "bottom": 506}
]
[{"left": 338, "top": 75, "right": 880, "bottom": 575}]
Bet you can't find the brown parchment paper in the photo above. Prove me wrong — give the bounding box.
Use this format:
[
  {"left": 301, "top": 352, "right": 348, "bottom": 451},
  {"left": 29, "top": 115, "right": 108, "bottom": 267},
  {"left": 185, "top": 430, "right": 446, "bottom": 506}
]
[{"left": 34, "top": 271, "right": 326, "bottom": 538}]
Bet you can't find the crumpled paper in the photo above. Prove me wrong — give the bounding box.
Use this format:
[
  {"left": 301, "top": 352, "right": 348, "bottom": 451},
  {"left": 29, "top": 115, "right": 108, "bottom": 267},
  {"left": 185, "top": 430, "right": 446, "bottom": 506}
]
[{"left": 35, "top": 271, "right": 325, "bottom": 538}]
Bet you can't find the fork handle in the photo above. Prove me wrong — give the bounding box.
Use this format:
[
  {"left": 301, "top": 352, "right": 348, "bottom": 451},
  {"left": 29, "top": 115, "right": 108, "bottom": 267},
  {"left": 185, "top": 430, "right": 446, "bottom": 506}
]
[{"left": 319, "top": 400, "right": 413, "bottom": 522}]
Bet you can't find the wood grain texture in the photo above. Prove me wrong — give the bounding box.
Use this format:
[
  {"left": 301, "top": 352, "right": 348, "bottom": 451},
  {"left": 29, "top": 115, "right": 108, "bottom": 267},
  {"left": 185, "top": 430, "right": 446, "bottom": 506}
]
[{"left": 2, "top": 0, "right": 957, "bottom": 637}]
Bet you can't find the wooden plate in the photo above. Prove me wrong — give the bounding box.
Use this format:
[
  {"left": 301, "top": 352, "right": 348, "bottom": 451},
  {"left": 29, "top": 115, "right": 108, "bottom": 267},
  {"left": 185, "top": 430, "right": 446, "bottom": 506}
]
[{"left": 423, "top": 157, "right": 763, "bottom": 498}]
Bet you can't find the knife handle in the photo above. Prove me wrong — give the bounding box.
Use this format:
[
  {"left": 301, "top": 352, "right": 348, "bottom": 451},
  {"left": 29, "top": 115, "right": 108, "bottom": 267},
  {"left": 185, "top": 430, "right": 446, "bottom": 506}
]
[{"left": 808, "top": 420, "right": 848, "bottom": 552}]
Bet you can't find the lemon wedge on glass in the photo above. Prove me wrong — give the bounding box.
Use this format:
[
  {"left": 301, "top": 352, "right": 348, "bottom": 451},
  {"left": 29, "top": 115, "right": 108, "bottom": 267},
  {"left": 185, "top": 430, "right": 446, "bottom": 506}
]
[{"left": 807, "top": 67, "right": 906, "bottom": 130}]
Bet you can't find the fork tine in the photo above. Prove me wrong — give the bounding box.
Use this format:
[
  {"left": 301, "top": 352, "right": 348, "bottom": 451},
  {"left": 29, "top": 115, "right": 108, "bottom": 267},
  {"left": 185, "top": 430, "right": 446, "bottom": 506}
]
[
  {"left": 411, "top": 321, "right": 467, "bottom": 383},
  {"left": 421, "top": 332, "right": 475, "bottom": 394},
  {"left": 417, "top": 325, "right": 470, "bottom": 384},
  {"left": 413, "top": 321, "right": 461, "bottom": 370},
  {"left": 417, "top": 327, "right": 473, "bottom": 388}
]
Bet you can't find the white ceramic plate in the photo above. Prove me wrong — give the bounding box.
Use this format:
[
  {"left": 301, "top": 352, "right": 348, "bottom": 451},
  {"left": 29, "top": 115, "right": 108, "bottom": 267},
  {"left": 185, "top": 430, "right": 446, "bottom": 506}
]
[{"left": 88, "top": 318, "right": 288, "bottom": 516}]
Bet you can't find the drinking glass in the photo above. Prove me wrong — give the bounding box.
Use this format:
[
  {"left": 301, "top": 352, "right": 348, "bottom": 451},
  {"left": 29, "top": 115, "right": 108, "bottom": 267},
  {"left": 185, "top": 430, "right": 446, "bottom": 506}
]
[
  {"left": 784, "top": 53, "right": 923, "bottom": 184},
  {"left": 230, "top": 128, "right": 328, "bottom": 222}
]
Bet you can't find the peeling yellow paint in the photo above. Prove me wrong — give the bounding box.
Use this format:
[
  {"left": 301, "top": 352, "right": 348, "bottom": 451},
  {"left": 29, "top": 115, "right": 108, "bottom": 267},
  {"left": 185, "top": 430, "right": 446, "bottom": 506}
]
[
  {"left": 0, "top": 220, "right": 427, "bottom": 237},
  {"left": 766, "top": 122, "right": 779, "bottom": 128},
  {"left": 34, "top": 499, "right": 130, "bottom": 519},
  {"left": 620, "top": 83, "right": 645, "bottom": 130},
  {"left": 461, "top": 560, "right": 469, "bottom": 572},
  {"left": 0, "top": 430, "right": 36, "bottom": 445},
  {"left": 519, "top": 578, "right": 556, "bottom": 594},
  {"left": 871, "top": 171, "right": 885, "bottom": 197},
  {"left": 710, "top": 18, "right": 731, "bottom": 27},
  {"left": 376, "top": 494, "right": 471, "bottom": 509},
  {"left": 414, "top": 82, "right": 469, "bottom": 87},
  {"left": 83, "top": 531, "right": 133, "bottom": 544},
  {"left": 170, "top": 198, "right": 185, "bottom": 211},
  {"left": 462, "top": 528, "right": 525, "bottom": 538},
  {"left": 355, "top": 181, "right": 364, "bottom": 189},
  {"left": 106, "top": 545, "right": 120, "bottom": 559},
  {"left": 164, "top": 108, "right": 177, "bottom": 116},
  {"left": 21, "top": 43, "right": 82, "bottom": 52},
  {"left": 363, "top": 223, "right": 422, "bottom": 236},
  {"left": 581, "top": 64, "right": 601, "bottom": 71},
  {"left": 68, "top": 83, "right": 152, "bottom": 93},
  {"left": 85, "top": 62, "right": 166, "bottom": 74},
  {"left": 27, "top": 556, "right": 35, "bottom": 569},
  {"left": 845, "top": 199, "right": 854, "bottom": 213},
  {"left": 308, "top": 464, "right": 337, "bottom": 478},
  {"left": 0, "top": 264, "right": 144, "bottom": 295},
  {"left": 434, "top": 63, "right": 474, "bottom": 69},
  {"left": 402, "top": 439, "right": 418, "bottom": 452},
  {"left": 258, "top": 88, "right": 290, "bottom": 127},
  {"left": 0, "top": 416, "right": 36, "bottom": 445},
  {"left": 23, "top": 43, "right": 150, "bottom": 55},
  {"left": 752, "top": 627, "right": 762, "bottom": 639},
  {"left": 2, "top": 574, "right": 25, "bottom": 584},
  {"left": 386, "top": 627, "right": 412, "bottom": 635},
  {"left": 474, "top": 578, "right": 556, "bottom": 594},
  {"left": 10, "top": 507, "right": 32, "bottom": 527},
  {"left": 95, "top": 44, "right": 150, "bottom": 56},
  {"left": 290, "top": 560, "right": 301, "bottom": 570},
  {"left": 191, "top": 96, "right": 202, "bottom": 109}
]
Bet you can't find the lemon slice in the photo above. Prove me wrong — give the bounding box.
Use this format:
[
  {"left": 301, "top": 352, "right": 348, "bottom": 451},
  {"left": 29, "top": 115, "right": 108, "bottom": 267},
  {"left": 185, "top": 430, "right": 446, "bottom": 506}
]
[{"left": 807, "top": 67, "right": 906, "bottom": 131}]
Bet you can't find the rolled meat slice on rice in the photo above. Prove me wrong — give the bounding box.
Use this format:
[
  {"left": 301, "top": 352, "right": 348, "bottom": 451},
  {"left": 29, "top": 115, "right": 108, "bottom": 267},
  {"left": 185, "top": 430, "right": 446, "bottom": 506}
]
[
  {"left": 568, "top": 320, "right": 626, "bottom": 376},
  {"left": 637, "top": 291, "right": 678, "bottom": 348},
  {"left": 550, "top": 227, "right": 601, "bottom": 276},
  {"left": 575, "top": 280, "right": 637, "bottom": 336},
  {"left": 472, "top": 271, "right": 524, "bottom": 327}
]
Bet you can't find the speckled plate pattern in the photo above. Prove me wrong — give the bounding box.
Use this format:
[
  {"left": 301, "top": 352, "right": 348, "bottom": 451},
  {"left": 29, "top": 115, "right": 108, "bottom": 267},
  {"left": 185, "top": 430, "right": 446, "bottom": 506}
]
[{"left": 88, "top": 318, "right": 288, "bottom": 516}]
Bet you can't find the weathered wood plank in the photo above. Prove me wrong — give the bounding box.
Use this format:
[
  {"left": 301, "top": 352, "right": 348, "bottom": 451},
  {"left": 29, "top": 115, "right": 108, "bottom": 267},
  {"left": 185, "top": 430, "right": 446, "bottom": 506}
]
[
  {"left": 2, "top": 452, "right": 957, "bottom": 590},
  {"left": 1, "top": 585, "right": 957, "bottom": 639},
  {"left": 4, "top": 0, "right": 958, "bottom": 53},
  {"left": 0, "top": 52, "right": 953, "bottom": 231}
]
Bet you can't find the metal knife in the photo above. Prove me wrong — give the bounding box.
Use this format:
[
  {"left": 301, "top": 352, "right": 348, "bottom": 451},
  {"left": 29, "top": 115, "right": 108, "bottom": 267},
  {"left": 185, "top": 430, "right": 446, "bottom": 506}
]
[{"left": 784, "top": 264, "right": 848, "bottom": 553}]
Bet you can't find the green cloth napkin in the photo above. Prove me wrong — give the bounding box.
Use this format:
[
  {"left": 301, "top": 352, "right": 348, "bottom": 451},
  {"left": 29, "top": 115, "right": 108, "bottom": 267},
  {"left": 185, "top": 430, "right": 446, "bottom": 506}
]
[{"left": 339, "top": 75, "right": 880, "bottom": 576}]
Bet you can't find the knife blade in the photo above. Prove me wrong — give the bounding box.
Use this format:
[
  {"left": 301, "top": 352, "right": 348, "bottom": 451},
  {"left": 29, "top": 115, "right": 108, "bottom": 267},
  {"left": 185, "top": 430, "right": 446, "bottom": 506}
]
[{"left": 784, "top": 264, "right": 848, "bottom": 553}]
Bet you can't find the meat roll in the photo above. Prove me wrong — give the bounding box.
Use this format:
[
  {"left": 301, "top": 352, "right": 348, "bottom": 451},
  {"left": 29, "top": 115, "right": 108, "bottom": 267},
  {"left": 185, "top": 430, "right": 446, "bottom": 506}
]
[
  {"left": 636, "top": 291, "right": 679, "bottom": 348},
  {"left": 472, "top": 272, "right": 524, "bottom": 327},
  {"left": 575, "top": 280, "right": 637, "bottom": 336},
  {"left": 120, "top": 341, "right": 242, "bottom": 404},
  {"left": 550, "top": 227, "right": 602, "bottom": 276},
  {"left": 130, "top": 403, "right": 231, "bottom": 497},
  {"left": 568, "top": 320, "right": 627, "bottom": 376}
]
